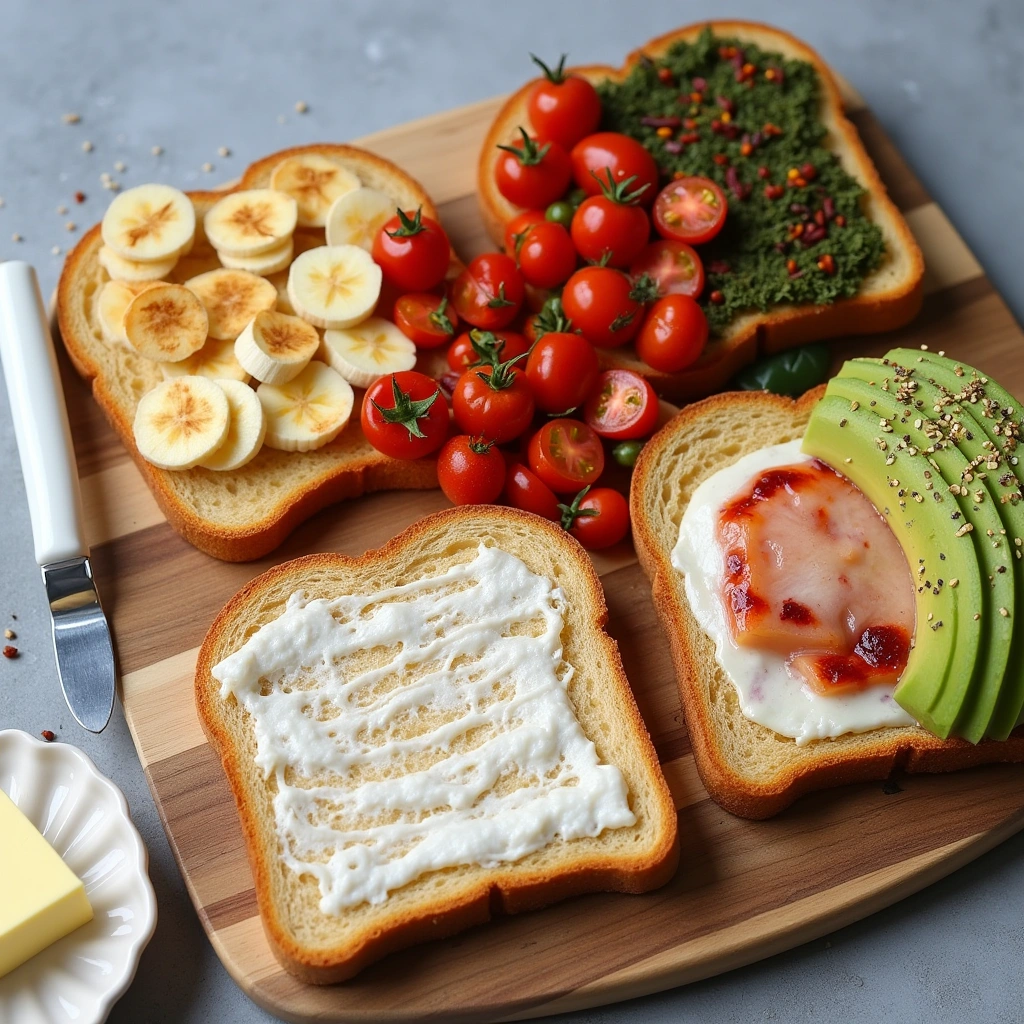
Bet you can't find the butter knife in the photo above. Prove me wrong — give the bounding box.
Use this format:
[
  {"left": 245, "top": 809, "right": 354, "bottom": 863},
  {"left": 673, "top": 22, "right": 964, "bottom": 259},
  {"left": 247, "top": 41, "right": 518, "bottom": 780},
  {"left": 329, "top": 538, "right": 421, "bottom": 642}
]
[{"left": 0, "top": 261, "right": 115, "bottom": 732}]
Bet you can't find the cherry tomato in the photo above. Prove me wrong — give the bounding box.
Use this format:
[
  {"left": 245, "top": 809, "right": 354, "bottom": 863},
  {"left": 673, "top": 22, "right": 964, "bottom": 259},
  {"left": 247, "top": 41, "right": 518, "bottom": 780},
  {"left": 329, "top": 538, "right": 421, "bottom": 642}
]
[
  {"left": 527, "top": 418, "right": 605, "bottom": 493},
  {"left": 561, "top": 486, "right": 630, "bottom": 549},
  {"left": 447, "top": 329, "right": 529, "bottom": 372},
  {"left": 494, "top": 129, "right": 572, "bottom": 210},
  {"left": 372, "top": 207, "right": 450, "bottom": 292},
  {"left": 504, "top": 209, "right": 546, "bottom": 258},
  {"left": 450, "top": 253, "right": 525, "bottom": 331},
  {"left": 452, "top": 359, "right": 535, "bottom": 443},
  {"left": 525, "top": 331, "right": 599, "bottom": 413},
  {"left": 393, "top": 293, "right": 458, "bottom": 349},
  {"left": 570, "top": 172, "right": 652, "bottom": 268},
  {"left": 504, "top": 461, "right": 561, "bottom": 521},
  {"left": 360, "top": 371, "right": 449, "bottom": 460},
  {"left": 630, "top": 239, "right": 705, "bottom": 299},
  {"left": 545, "top": 199, "right": 575, "bottom": 227},
  {"left": 517, "top": 221, "right": 577, "bottom": 289},
  {"left": 582, "top": 369, "right": 658, "bottom": 440},
  {"left": 561, "top": 266, "right": 655, "bottom": 348},
  {"left": 652, "top": 176, "right": 728, "bottom": 245},
  {"left": 570, "top": 132, "right": 659, "bottom": 204},
  {"left": 437, "top": 435, "right": 506, "bottom": 505},
  {"left": 527, "top": 55, "right": 602, "bottom": 150},
  {"left": 635, "top": 294, "right": 708, "bottom": 373}
]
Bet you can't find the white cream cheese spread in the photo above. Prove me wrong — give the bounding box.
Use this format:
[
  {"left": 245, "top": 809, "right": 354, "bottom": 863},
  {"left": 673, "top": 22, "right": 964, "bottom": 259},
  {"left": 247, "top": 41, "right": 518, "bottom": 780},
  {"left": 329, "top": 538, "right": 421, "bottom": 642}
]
[
  {"left": 672, "top": 439, "right": 916, "bottom": 745},
  {"left": 212, "top": 543, "right": 634, "bottom": 913}
]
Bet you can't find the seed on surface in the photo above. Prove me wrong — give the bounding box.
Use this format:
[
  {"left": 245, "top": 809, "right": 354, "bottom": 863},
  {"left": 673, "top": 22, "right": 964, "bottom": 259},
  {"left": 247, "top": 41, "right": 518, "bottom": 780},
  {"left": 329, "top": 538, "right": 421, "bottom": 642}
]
[
  {"left": 2, "top": 645, "right": 17, "bottom": 658},
  {"left": 51, "top": 245, "right": 61, "bottom": 255},
  {"left": 56, "top": 204, "right": 68, "bottom": 215},
  {"left": 41, "top": 730, "right": 55, "bottom": 742},
  {"left": 65, "top": 221, "right": 76, "bottom": 232},
  {"left": 218, "top": 146, "right": 231, "bottom": 157},
  {"left": 11, "top": 233, "right": 22, "bottom": 242},
  {"left": 295, "top": 100, "right": 308, "bottom": 113},
  {"left": 82, "top": 140, "right": 93, "bottom": 152},
  {"left": 201, "top": 162, "right": 213, "bottom": 173},
  {"left": 151, "top": 145, "right": 164, "bottom": 156},
  {"left": 3, "top": 629, "right": 13, "bottom": 640},
  {"left": 62, "top": 113, "right": 81, "bottom": 124}
]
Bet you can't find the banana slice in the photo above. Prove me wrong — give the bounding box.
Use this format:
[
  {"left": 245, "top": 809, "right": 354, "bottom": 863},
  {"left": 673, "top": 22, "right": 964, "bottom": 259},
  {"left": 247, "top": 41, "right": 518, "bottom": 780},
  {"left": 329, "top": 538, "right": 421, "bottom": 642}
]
[
  {"left": 269, "top": 154, "right": 360, "bottom": 228},
  {"left": 97, "top": 280, "right": 154, "bottom": 347},
  {"left": 218, "top": 236, "right": 293, "bottom": 275},
  {"left": 185, "top": 268, "right": 278, "bottom": 341},
  {"left": 123, "top": 283, "right": 209, "bottom": 362},
  {"left": 102, "top": 183, "right": 196, "bottom": 263},
  {"left": 235, "top": 309, "right": 320, "bottom": 385},
  {"left": 258, "top": 361, "right": 354, "bottom": 452},
  {"left": 204, "top": 189, "right": 298, "bottom": 258},
  {"left": 99, "top": 244, "right": 178, "bottom": 283},
  {"left": 161, "top": 337, "right": 251, "bottom": 383},
  {"left": 197, "top": 379, "right": 267, "bottom": 471},
  {"left": 133, "top": 376, "right": 230, "bottom": 470},
  {"left": 287, "top": 245, "right": 381, "bottom": 330},
  {"left": 320, "top": 316, "right": 416, "bottom": 389},
  {"left": 325, "top": 187, "right": 394, "bottom": 251}
]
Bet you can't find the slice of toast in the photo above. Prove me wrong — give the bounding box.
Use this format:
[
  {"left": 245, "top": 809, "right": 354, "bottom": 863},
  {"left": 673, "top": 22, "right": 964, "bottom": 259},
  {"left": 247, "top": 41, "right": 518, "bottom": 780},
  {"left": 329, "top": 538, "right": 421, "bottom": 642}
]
[
  {"left": 478, "top": 21, "right": 925, "bottom": 402},
  {"left": 630, "top": 388, "right": 1024, "bottom": 819},
  {"left": 195, "top": 506, "right": 678, "bottom": 982},
  {"left": 57, "top": 144, "right": 444, "bottom": 562}
]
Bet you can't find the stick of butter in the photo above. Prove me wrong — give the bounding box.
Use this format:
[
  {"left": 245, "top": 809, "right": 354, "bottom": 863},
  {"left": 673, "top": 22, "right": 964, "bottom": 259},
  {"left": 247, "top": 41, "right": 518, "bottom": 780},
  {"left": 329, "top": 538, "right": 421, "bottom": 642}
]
[{"left": 0, "top": 788, "right": 93, "bottom": 978}]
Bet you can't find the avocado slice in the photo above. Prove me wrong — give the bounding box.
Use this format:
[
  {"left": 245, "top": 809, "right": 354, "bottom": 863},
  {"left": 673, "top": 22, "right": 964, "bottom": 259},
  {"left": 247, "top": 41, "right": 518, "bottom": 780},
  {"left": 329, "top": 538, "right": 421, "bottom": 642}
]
[
  {"left": 833, "top": 364, "right": 1015, "bottom": 742},
  {"left": 802, "top": 384, "right": 983, "bottom": 739}
]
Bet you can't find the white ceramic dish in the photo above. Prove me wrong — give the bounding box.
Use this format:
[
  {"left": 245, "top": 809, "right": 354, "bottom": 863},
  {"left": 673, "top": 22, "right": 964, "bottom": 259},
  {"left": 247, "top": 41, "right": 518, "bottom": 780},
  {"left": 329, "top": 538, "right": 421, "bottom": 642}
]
[{"left": 0, "top": 730, "right": 157, "bottom": 1024}]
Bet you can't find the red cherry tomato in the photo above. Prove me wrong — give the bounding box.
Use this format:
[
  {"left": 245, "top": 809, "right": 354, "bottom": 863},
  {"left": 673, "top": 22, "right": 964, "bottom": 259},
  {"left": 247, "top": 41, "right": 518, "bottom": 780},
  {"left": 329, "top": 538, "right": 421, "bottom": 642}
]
[
  {"left": 494, "top": 129, "right": 572, "bottom": 210},
  {"left": 452, "top": 361, "right": 535, "bottom": 443},
  {"left": 450, "top": 253, "right": 525, "bottom": 331},
  {"left": 525, "top": 331, "right": 599, "bottom": 413},
  {"left": 582, "top": 369, "right": 658, "bottom": 440},
  {"left": 437, "top": 435, "right": 506, "bottom": 505},
  {"left": 517, "top": 221, "right": 577, "bottom": 289},
  {"left": 652, "top": 176, "right": 728, "bottom": 245},
  {"left": 527, "top": 56, "right": 602, "bottom": 150},
  {"left": 504, "top": 461, "right": 561, "bottom": 521},
  {"left": 527, "top": 418, "right": 605, "bottom": 493},
  {"left": 393, "top": 293, "right": 458, "bottom": 349},
  {"left": 372, "top": 207, "right": 450, "bottom": 292},
  {"left": 630, "top": 239, "right": 705, "bottom": 299},
  {"left": 570, "top": 132, "right": 659, "bottom": 204},
  {"left": 360, "top": 371, "right": 449, "bottom": 460},
  {"left": 504, "top": 209, "right": 546, "bottom": 258},
  {"left": 562, "top": 486, "right": 630, "bottom": 549},
  {"left": 447, "top": 329, "right": 529, "bottom": 372},
  {"left": 635, "top": 295, "right": 709, "bottom": 373},
  {"left": 570, "top": 187, "right": 651, "bottom": 268},
  {"left": 561, "top": 266, "right": 650, "bottom": 348}
]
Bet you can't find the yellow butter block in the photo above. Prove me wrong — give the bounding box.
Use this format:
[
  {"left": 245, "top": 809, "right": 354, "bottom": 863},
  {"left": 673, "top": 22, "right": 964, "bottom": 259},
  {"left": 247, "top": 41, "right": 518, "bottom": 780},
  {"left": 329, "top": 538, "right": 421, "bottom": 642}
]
[{"left": 0, "top": 789, "right": 93, "bottom": 978}]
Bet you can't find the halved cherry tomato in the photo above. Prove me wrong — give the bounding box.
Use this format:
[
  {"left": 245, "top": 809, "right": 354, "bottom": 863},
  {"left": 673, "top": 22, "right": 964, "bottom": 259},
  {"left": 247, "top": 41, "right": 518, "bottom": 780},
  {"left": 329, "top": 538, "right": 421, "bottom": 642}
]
[
  {"left": 452, "top": 358, "right": 535, "bottom": 443},
  {"left": 504, "top": 461, "right": 560, "bottom": 521},
  {"left": 361, "top": 371, "right": 449, "bottom": 460},
  {"left": 561, "top": 266, "right": 657, "bottom": 348},
  {"left": 583, "top": 369, "right": 658, "bottom": 440},
  {"left": 635, "top": 294, "right": 708, "bottom": 373},
  {"left": 517, "top": 220, "right": 577, "bottom": 289},
  {"left": 372, "top": 207, "right": 451, "bottom": 292},
  {"left": 393, "top": 293, "right": 458, "bottom": 349},
  {"left": 527, "top": 55, "right": 602, "bottom": 150},
  {"left": 527, "top": 418, "right": 605, "bottom": 493},
  {"left": 504, "top": 209, "right": 546, "bottom": 258},
  {"left": 495, "top": 129, "right": 572, "bottom": 210},
  {"left": 570, "top": 132, "right": 659, "bottom": 204},
  {"left": 570, "top": 170, "right": 652, "bottom": 268},
  {"left": 561, "top": 486, "right": 630, "bottom": 549},
  {"left": 447, "top": 329, "right": 529, "bottom": 372},
  {"left": 525, "top": 331, "right": 599, "bottom": 413},
  {"left": 437, "top": 435, "right": 505, "bottom": 505},
  {"left": 652, "top": 176, "right": 728, "bottom": 245},
  {"left": 630, "top": 239, "right": 705, "bottom": 299},
  {"left": 451, "top": 253, "right": 525, "bottom": 331}
]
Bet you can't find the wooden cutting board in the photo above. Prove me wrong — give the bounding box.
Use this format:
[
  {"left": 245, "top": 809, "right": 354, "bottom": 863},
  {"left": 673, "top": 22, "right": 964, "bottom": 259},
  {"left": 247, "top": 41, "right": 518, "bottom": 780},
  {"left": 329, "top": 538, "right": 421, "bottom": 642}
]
[{"left": 58, "top": 77, "right": 1024, "bottom": 1024}]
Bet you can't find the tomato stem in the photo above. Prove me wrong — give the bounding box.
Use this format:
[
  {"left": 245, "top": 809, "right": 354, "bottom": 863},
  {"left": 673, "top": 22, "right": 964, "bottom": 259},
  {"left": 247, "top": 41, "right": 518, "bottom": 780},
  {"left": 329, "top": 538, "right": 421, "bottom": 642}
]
[
  {"left": 496, "top": 127, "right": 552, "bottom": 167},
  {"left": 590, "top": 168, "right": 650, "bottom": 206},
  {"left": 475, "top": 352, "right": 526, "bottom": 391},
  {"left": 530, "top": 52, "right": 568, "bottom": 84},
  {"left": 558, "top": 486, "right": 600, "bottom": 531},
  {"left": 468, "top": 436, "right": 496, "bottom": 455},
  {"left": 628, "top": 272, "right": 660, "bottom": 304},
  {"left": 371, "top": 375, "right": 440, "bottom": 439},
  {"left": 386, "top": 206, "right": 426, "bottom": 238},
  {"left": 487, "top": 282, "right": 515, "bottom": 309},
  {"left": 468, "top": 329, "right": 507, "bottom": 366},
  {"left": 530, "top": 297, "right": 575, "bottom": 340},
  {"left": 427, "top": 295, "right": 455, "bottom": 337}
]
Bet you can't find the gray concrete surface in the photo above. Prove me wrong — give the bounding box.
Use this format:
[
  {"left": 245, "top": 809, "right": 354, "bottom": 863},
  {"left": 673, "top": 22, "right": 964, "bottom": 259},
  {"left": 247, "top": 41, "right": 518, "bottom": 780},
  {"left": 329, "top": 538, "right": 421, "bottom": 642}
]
[{"left": 1, "top": 1, "right": 1022, "bottom": 1021}]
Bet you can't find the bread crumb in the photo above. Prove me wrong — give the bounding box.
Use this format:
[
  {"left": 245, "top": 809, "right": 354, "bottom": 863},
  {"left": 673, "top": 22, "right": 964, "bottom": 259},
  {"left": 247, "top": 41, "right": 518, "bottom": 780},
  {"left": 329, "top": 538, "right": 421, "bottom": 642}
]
[
  {"left": 201, "top": 162, "right": 214, "bottom": 173},
  {"left": 218, "top": 146, "right": 231, "bottom": 158},
  {"left": 114, "top": 160, "right": 126, "bottom": 172},
  {"left": 65, "top": 221, "right": 77, "bottom": 232},
  {"left": 295, "top": 100, "right": 308, "bottom": 113},
  {"left": 57, "top": 204, "right": 68, "bottom": 215},
  {"left": 11, "top": 233, "right": 22, "bottom": 242},
  {"left": 62, "top": 113, "right": 81, "bottom": 124},
  {"left": 151, "top": 145, "right": 163, "bottom": 156},
  {"left": 3, "top": 629, "right": 14, "bottom": 640},
  {"left": 82, "top": 140, "right": 93, "bottom": 153},
  {"left": 51, "top": 245, "right": 61, "bottom": 255}
]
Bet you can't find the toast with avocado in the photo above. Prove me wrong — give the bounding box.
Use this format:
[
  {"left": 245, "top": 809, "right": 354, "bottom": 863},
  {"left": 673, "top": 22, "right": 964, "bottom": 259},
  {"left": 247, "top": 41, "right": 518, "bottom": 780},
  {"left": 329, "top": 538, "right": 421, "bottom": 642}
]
[
  {"left": 195, "top": 506, "right": 678, "bottom": 982},
  {"left": 631, "top": 350, "right": 1024, "bottom": 819},
  {"left": 478, "top": 21, "right": 924, "bottom": 402}
]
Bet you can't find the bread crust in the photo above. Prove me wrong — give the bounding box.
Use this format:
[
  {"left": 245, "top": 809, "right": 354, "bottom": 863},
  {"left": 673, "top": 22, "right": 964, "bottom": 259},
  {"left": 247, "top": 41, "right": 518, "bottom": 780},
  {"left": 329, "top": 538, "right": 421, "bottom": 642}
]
[
  {"left": 631, "top": 388, "right": 1024, "bottom": 819},
  {"left": 56, "top": 145, "right": 444, "bottom": 562},
  {"left": 195, "top": 506, "right": 679, "bottom": 982},
  {"left": 477, "top": 21, "right": 925, "bottom": 402}
]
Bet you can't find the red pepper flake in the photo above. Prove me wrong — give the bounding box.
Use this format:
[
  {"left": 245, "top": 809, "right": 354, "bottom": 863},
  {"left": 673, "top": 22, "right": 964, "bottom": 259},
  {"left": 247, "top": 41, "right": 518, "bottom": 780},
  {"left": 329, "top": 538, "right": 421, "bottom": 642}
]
[
  {"left": 835, "top": 214, "right": 847, "bottom": 227},
  {"left": 763, "top": 123, "right": 783, "bottom": 137},
  {"left": 718, "top": 46, "right": 738, "bottom": 60},
  {"left": 740, "top": 142, "right": 753, "bottom": 157},
  {"left": 712, "top": 153, "right": 730, "bottom": 166},
  {"left": 655, "top": 126, "right": 673, "bottom": 139},
  {"left": 657, "top": 67, "right": 675, "bottom": 84},
  {"left": 672, "top": 169, "right": 687, "bottom": 180},
  {"left": 786, "top": 258, "right": 799, "bottom": 275},
  {"left": 689, "top": 91, "right": 704, "bottom": 104},
  {"left": 710, "top": 118, "right": 722, "bottom": 134},
  {"left": 742, "top": 62, "right": 756, "bottom": 76},
  {"left": 683, "top": 117, "right": 698, "bottom": 130},
  {"left": 709, "top": 290, "right": 725, "bottom": 305},
  {"left": 823, "top": 197, "right": 836, "bottom": 220},
  {"left": 764, "top": 184, "right": 785, "bottom": 200},
  {"left": 814, "top": 209, "right": 826, "bottom": 227},
  {"left": 757, "top": 165, "right": 770, "bottom": 180},
  {"left": 680, "top": 131, "right": 700, "bottom": 145},
  {"left": 719, "top": 110, "right": 732, "bottom": 124},
  {"left": 788, "top": 223, "right": 804, "bottom": 239},
  {"left": 2, "top": 645, "right": 17, "bottom": 659},
  {"left": 817, "top": 254, "right": 836, "bottom": 275},
  {"left": 74, "top": 191, "right": 86, "bottom": 203},
  {"left": 788, "top": 176, "right": 808, "bottom": 189},
  {"left": 41, "top": 730, "right": 56, "bottom": 742},
  {"left": 800, "top": 162, "right": 818, "bottom": 181}
]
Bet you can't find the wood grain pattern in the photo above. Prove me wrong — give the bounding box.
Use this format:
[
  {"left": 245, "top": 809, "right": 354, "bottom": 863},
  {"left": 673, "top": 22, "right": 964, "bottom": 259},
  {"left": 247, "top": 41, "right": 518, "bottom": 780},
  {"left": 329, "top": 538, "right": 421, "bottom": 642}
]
[{"left": 57, "top": 83, "right": 1024, "bottom": 1024}]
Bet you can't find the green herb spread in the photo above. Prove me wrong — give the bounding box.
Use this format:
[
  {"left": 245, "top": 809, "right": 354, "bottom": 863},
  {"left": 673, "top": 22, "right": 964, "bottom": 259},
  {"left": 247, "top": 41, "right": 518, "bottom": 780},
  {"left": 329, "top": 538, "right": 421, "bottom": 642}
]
[{"left": 597, "top": 28, "right": 885, "bottom": 336}]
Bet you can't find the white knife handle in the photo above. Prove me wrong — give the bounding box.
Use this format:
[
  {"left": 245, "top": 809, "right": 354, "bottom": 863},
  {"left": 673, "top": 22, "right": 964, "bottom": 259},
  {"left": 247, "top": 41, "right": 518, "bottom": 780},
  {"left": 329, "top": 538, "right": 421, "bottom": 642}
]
[{"left": 0, "top": 262, "right": 88, "bottom": 565}]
